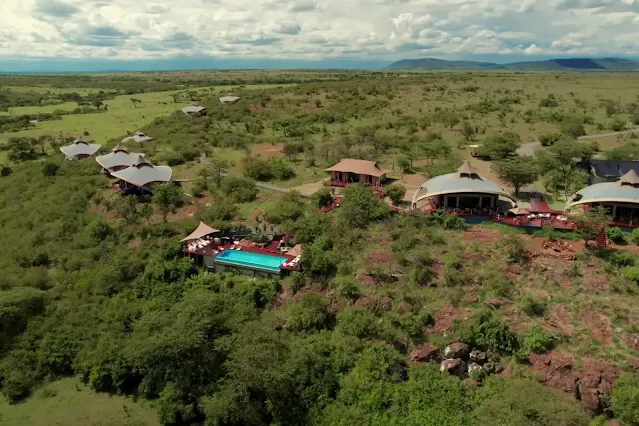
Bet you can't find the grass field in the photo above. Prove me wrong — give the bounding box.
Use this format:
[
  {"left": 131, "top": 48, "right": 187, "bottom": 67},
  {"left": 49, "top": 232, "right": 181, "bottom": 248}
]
[
  {"left": 0, "top": 378, "right": 158, "bottom": 426},
  {"left": 0, "top": 83, "right": 291, "bottom": 146}
]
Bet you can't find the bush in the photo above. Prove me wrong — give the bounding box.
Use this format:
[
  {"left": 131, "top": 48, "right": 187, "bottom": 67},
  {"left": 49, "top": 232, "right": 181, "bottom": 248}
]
[
  {"left": 384, "top": 184, "right": 406, "bottom": 206},
  {"left": 335, "top": 307, "right": 378, "bottom": 338},
  {"left": 41, "top": 162, "right": 59, "bottom": 177},
  {"left": 264, "top": 191, "right": 304, "bottom": 224},
  {"left": 631, "top": 228, "right": 639, "bottom": 245},
  {"left": 397, "top": 155, "right": 411, "bottom": 172},
  {"left": 221, "top": 177, "right": 258, "bottom": 203},
  {"left": 539, "top": 132, "right": 561, "bottom": 147},
  {"left": 456, "top": 310, "right": 519, "bottom": 355},
  {"left": 611, "top": 250, "right": 635, "bottom": 268},
  {"left": 286, "top": 292, "right": 333, "bottom": 331},
  {"left": 611, "top": 373, "right": 639, "bottom": 425},
  {"left": 561, "top": 118, "right": 586, "bottom": 139},
  {"left": 622, "top": 266, "right": 639, "bottom": 283},
  {"left": 520, "top": 323, "right": 554, "bottom": 356},
  {"left": 606, "top": 226, "right": 626, "bottom": 243},
  {"left": 311, "top": 187, "right": 334, "bottom": 208},
  {"left": 609, "top": 118, "right": 627, "bottom": 132}
]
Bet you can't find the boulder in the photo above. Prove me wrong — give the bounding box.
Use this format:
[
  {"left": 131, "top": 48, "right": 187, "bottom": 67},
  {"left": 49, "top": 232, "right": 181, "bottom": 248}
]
[
  {"left": 578, "top": 359, "right": 621, "bottom": 414},
  {"left": 444, "top": 342, "right": 470, "bottom": 360},
  {"left": 468, "top": 362, "right": 483, "bottom": 377},
  {"left": 440, "top": 358, "right": 467, "bottom": 377},
  {"left": 485, "top": 298, "right": 512, "bottom": 309},
  {"left": 469, "top": 349, "right": 488, "bottom": 365},
  {"left": 409, "top": 343, "right": 439, "bottom": 364},
  {"left": 378, "top": 296, "right": 393, "bottom": 312},
  {"left": 628, "top": 358, "right": 639, "bottom": 371}
]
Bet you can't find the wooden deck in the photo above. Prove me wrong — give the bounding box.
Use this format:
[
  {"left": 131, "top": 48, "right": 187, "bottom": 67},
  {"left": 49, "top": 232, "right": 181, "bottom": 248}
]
[
  {"left": 183, "top": 238, "right": 301, "bottom": 272},
  {"left": 493, "top": 216, "right": 577, "bottom": 231}
]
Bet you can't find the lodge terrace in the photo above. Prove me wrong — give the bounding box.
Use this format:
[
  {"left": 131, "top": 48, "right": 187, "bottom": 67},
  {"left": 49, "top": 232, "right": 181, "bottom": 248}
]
[
  {"left": 568, "top": 169, "right": 639, "bottom": 229},
  {"left": 181, "top": 221, "right": 302, "bottom": 278},
  {"left": 411, "top": 161, "right": 516, "bottom": 216}
]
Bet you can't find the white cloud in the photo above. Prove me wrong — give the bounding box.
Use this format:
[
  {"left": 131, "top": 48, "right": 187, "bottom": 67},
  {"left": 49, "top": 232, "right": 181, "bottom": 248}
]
[{"left": 0, "top": 0, "right": 638, "bottom": 62}]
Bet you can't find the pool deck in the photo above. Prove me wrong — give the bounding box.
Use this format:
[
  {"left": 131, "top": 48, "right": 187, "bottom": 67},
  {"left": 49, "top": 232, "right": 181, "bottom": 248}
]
[{"left": 183, "top": 239, "right": 301, "bottom": 272}]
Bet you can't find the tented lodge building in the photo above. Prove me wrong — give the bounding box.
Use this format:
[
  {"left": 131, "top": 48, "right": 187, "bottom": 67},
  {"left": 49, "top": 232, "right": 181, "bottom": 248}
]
[
  {"left": 411, "top": 161, "right": 516, "bottom": 213},
  {"left": 567, "top": 169, "right": 639, "bottom": 228}
]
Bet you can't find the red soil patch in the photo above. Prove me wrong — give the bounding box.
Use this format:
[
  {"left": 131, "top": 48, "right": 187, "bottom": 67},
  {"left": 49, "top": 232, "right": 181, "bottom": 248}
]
[
  {"left": 357, "top": 273, "right": 378, "bottom": 287},
  {"left": 426, "top": 306, "right": 471, "bottom": 335},
  {"left": 377, "top": 240, "right": 390, "bottom": 248},
  {"left": 462, "top": 226, "right": 501, "bottom": 245},
  {"left": 546, "top": 305, "right": 574, "bottom": 336},
  {"left": 251, "top": 142, "right": 285, "bottom": 158},
  {"left": 367, "top": 252, "right": 395, "bottom": 265},
  {"left": 249, "top": 104, "right": 265, "bottom": 113},
  {"left": 581, "top": 311, "right": 614, "bottom": 346}
]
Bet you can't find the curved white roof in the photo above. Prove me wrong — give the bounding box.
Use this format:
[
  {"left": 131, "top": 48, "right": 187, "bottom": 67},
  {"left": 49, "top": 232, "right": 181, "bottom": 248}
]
[
  {"left": 59, "top": 136, "right": 101, "bottom": 159},
  {"left": 416, "top": 161, "right": 515, "bottom": 200},
  {"left": 111, "top": 155, "right": 172, "bottom": 188},
  {"left": 95, "top": 145, "right": 145, "bottom": 171},
  {"left": 182, "top": 104, "right": 206, "bottom": 114},
  {"left": 569, "top": 170, "right": 639, "bottom": 206},
  {"left": 121, "top": 131, "right": 153, "bottom": 143}
]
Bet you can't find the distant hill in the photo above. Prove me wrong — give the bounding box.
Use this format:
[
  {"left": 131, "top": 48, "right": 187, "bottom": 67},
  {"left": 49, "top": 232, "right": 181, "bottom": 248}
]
[{"left": 387, "top": 57, "right": 639, "bottom": 71}]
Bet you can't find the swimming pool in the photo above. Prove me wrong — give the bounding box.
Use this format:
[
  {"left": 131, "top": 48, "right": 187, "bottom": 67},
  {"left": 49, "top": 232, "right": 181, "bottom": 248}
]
[{"left": 214, "top": 250, "right": 287, "bottom": 272}]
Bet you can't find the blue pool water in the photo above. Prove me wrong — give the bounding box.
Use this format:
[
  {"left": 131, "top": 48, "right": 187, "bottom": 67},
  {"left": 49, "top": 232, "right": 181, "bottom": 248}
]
[{"left": 215, "top": 250, "right": 287, "bottom": 272}]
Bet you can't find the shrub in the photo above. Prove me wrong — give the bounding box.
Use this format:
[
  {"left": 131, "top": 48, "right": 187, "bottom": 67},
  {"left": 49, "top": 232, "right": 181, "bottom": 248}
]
[
  {"left": 520, "top": 323, "right": 554, "bottom": 356},
  {"left": 606, "top": 226, "right": 626, "bottom": 243},
  {"left": 609, "top": 118, "right": 627, "bottom": 132},
  {"left": 286, "top": 292, "right": 333, "bottom": 331},
  {"left": 539, "top": 132, "right": 561, "bottom": 147},
  {"left": 631, "top": 228, "right": 639, "bottom": 245},
  {"left": 221, "top": 177, "right": 258, "bottom": 203},
  {"left": 311, "top": 187, "right": 334, "bottom": 208},
  {"left": 41, "top": 162, "right": 59, "bottom": 177},
  {"left": 519, "top": 293, "right": 546, "bottom": 316},
  {"left": 611, "top": 373, "right": 639, "bottom": 425},
  {"left": 622, "top": 266, "right": 639, "bottom": 283},
  {"left": 456, "top": 310, "right": 519, "bottom": 355},
  {"left": 611, "top": 250, "right": 635, "bottom": 268},
  {"left": 561, "top": 118, "right": 586, "bottom": 139},
  {"left": 384, "top": 184, "right": 406, "bottom": 206},
  {"left": 335, "top": 307, "right": 378, "bottom": 338}
]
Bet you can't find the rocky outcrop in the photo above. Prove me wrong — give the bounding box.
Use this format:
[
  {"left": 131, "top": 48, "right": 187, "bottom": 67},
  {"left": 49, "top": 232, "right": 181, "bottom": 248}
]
[
  {"left": 409, "top": 344, "right": 439, "bottom": 364},
  {"left": 485, "top": 298, "right": 512, "bottom": 309},
  {"left": 578, "top": 359, "right": 621, "bottom": 414},
  {"left": 529, "top": 352, "right": 621, "bottom": 414},
  {"left": 444, "top": 342, "right": 470, "bottom": 360},
  {"left": 529, "top": 351, "right": 578, "bottom": 397},
  {"left": 440, "top": 358, "right": 467, "bottom": 377}
]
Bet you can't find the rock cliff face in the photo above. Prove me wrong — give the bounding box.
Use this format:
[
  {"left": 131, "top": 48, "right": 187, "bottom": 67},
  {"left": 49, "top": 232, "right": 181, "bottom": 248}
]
[{"left": 529, "top": 351, "right": 621, "bottom": 414}]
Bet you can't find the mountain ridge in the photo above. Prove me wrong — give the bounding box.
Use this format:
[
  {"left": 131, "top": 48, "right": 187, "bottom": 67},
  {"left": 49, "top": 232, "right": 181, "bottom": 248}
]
[{"left": 387, "top": 57, "right": 639, "bottom": 71}]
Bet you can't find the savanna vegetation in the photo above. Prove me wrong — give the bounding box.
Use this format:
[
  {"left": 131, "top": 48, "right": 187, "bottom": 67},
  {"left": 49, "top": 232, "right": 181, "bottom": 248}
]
[{"left": 1, "top": 70, "right": 639, "bottom": 425}]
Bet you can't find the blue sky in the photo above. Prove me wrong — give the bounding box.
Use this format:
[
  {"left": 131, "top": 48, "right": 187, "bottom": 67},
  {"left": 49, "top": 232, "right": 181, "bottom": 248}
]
[{"left": 1, "top": 0, "right": 639, "bottom": 71}]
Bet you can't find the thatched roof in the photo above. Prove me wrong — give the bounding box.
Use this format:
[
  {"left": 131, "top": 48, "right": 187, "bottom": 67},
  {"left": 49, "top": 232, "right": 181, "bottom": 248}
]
[{"left": 324, "top": 159, "right": 385, "bottom": 177}]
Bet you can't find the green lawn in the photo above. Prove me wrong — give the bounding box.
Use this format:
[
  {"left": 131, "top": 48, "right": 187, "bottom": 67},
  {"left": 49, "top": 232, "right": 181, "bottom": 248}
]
[{"left": 0, "top": 378, "right": 159, "bottom": 426}]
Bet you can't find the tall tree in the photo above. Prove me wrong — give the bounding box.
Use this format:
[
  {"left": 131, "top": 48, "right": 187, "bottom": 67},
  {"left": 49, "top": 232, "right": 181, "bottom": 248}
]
[
  {"left": 537, "top": 140, "right": 594, "bottom": 200},
  {"left": 152, "top": 182, "right": 183, "bottom": 222},
  {"left": 207, "top": 159, "right": 229, "bottom": 187},
  {"left": 492, "top": 157, "right": 539, "bottom": 196}
]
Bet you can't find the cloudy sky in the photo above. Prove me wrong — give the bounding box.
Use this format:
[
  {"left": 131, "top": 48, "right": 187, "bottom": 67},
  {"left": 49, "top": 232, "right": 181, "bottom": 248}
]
[{"left": 1, "top": 0, "right": 639, "bottom": 70}]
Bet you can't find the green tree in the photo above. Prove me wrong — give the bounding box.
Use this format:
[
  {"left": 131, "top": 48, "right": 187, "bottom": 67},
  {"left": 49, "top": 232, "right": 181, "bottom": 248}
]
[
  {"left": 384, "top": 184, "right": 407, "bottom": 206},
  {"left": 311, "top": 187, "right": 334, "bottom": 208},
  {"left": 459, "top": 121, "right": 476, "bottom": 141},
  {"left": 477, "top": 132, "right": 520, "bottom": 160},
  {"left": 492, "top": 157, "right": 539, "bottom": 196},
  {"left": 114, "top": 195, "right": 141, "bottom": 226},
  {"left": 221, "top": 176, "right": 258, "bottom": 203},
  {"left": 91, "top": 99, "right": 104, "bottom": 110},
  {"left": 443, "top": 112, "right": 460, "bottom": 129},
  {"left": 538, "top": 139, "right": 594, "bottom": 199},
  {"left": 207, "top": 158, "right": 228, "bottom": 187},
  {"left": 397, "top": 155, "right": 411, "bottom": 172},
  {"left": 152, "top": 182, "right": 183, "bottom": 222},
  {"left": 339, "top": 183, "right": 390, "bottom": 228},
  {"left": 561, "top": 118, "right": 586, "bottom": 139}
]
